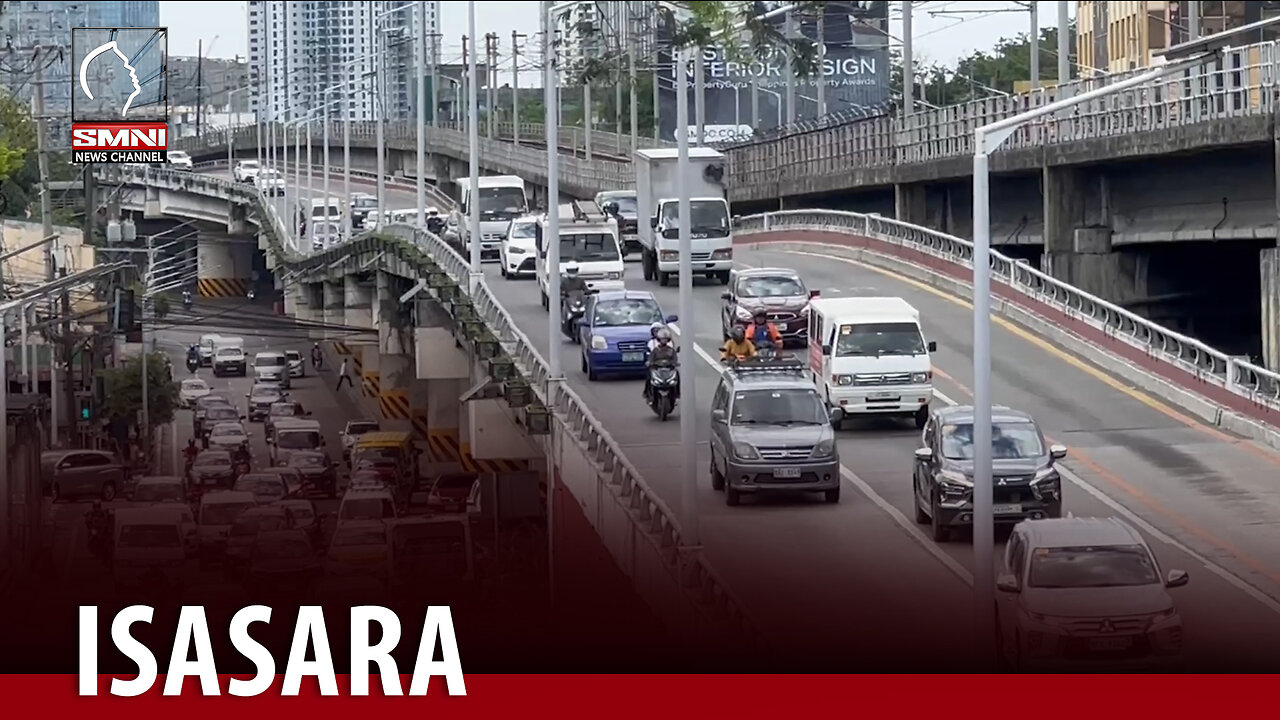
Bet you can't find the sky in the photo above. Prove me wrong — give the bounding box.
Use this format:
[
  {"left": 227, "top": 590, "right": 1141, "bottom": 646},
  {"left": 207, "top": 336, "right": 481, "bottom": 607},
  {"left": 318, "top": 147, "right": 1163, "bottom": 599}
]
[{"left": 159, "top": 1, "right": 1075, "bottom": 79}]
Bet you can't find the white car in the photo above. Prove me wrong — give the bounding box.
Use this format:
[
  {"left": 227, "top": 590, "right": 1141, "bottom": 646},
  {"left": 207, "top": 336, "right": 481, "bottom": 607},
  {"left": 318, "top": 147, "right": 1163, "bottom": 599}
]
[
  {"left": 255, "top": 168, "right": 286, "bottom": 196},
  {"left": 233, "top": 160, "right": 261, "bottom": 183},
  {"left": 166, "top": 150, "right": 193, "bottom": 170},
  {"left": 207, "top": 421, "right": 251, "bottom": 452},
  {"left": 285, "top": 350, "right": 305, "bottom": 378},
  {"left": 309, "top": 221, "right": 344, "bottom": 251},
  {"left": 179, "top": 377, "right": 212, "bottom": 408},
  {"left": 499, "top": 215, "right": 539, "bottom": 279}
]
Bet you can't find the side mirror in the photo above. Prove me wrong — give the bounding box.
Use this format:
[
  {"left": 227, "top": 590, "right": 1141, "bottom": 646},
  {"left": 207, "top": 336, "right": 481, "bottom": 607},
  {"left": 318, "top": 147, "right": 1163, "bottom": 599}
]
[
  {"left": 927, "top": 340, "right": 938, "bottom": 352},
  {"left": 829, "top": 407, "right": 845, "bottom": 424},
  {"left": 711, "top": 409, "right": 727, "bottom": 423},
  {"left": 649, "top": 216, "right": 658, "bottom": 229},
  {"left": 914, "top": 447, "right": 933, "bottom": 462},
  {"left": 1049, "top": 444, "right": 1068, "bottom": 460},
  {"left": 720, "top": 291, "right": 733, "bottom": 301},
  {"left": 809, "top": 289, "right": 820, "bottom": 299},
  {"left": 996, "top": 573, "right": 1020, "bottom": 593},
  {"left": 1165, "top": 569, "right": 1189, "bottom": 588},
  {"left": 821, "top": 345, "right": 832, "bottom": 356},
  {"left": 665, "top": 314, "right": 678, "bottom": 324}
]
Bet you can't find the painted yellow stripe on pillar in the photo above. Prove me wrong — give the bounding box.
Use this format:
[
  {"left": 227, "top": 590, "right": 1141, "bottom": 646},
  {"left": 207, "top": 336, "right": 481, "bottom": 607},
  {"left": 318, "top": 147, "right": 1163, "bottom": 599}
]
[
  {"left": 378, "top": 390, "right": 410, "bottom": 419},
  {"left": 197, "top": 278, "right": 248, "bottom": 297}
]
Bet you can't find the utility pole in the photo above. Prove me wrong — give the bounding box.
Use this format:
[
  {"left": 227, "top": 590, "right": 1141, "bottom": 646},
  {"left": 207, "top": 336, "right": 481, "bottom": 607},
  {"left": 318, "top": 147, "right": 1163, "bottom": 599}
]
[
  {"left": 141, "top": 235, "right": 154, "bottom": 467},
  {"left": 196, "top": 38, "right": 204, "bottom": 137},
  {"left": 512, "top": 31, "right": 522, "bottom": 145},
  {"left": 694, "top": 48, "right": 705, "bottom": 144},
  {"left": 33, "top": 53, "right": 60, "bottom": 448},
  {"left": 815, "top": 7, "right": 826, "bottom": 117},
  {"left": 652, "top": 30, "right": 661, "bottom": 141},
  {"left": 903, "top": 1, "right": 914, "bottom": 115},
  {"left": 461, "top": 34, "right": 469, "bottom": 126},
  {"left": 1057, "top": 1, "right": 1070, "bottom": 86},
  {"left": 783, "top": 11, "right": 795, "bottom": 124},
  {"left": 429, "top": 32, "right": 442, "bottom": 127},
  {"left": 1029, "top": 1, "right": 1040, "bottom": 91},
  {"left": 417, "top": 0, "right": 427, "bottom": 227},
  {"left": 1187, "top": 1, "right": 1201, "bottom": 41},
  {"left": 485, "top": 32, "right": 497, "bottom": 138},
  {"left": 615, "top": 16, "right": 624, "bottom": 136},
  {"left": 627, "top": 10, "right": 638, "bottom": 152}
]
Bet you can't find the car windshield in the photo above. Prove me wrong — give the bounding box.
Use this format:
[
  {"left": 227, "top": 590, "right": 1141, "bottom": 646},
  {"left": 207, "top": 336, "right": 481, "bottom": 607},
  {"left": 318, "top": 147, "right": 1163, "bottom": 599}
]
[
  {"left": 289, "top": 454, "right": 326, "bottom": 468},
  {"left": 477, "top": 186, "right": 527, "bottom": 219},
  {"left": 271, "top": 404, "right": 297, "bottom": 417},
  {"left": 354, "top": 197, "right": 377, "bottom": 209},
  {"left": 211, "top": 426, "right": 243, "bottom": 437},
  {"left": 194, "top": 454, "right": 231, "bottom": 468},
  {"left": 509, "top": 221, "right": 537, "bottom": 239},
  {"left": 197, "top": 396, "right": 229, "bottom": 409},
  {"left": 277, "top": 431, "right": 319, "bottom": 449},
  {"left": 738, "top": 275, "right": 805, "bottom": 298},
  {"left": 940, "top": 421, "right": 1046, "bottom": 460},
  {"left": 660, "top": 199, "right": 729, "bottom": 235},
  {"left": 599, "top": 194, "right": 637, "bottom": 213},
  {"left": 333, "top": 526, "right": 388, "bottom": 547},
  {"left": 347, "top": 422, "right": 380, "bottom": 436},
  {"left": 259, "top": 169, "right": 281, "bottom": 179},
  {"left": 592, "top": 298, "right": 663, "bottom": 327},
  {"left": 835, "top": 322, "right": 926, "bottom": 357},
  {"left": 217, "top": 349, "right": 241, "bottom": 358},
  {"left": 559, "top": 233, "right": 620, "bottom": 262},
  {"left": 240, "top": 161, "right": 259, "bottom": 168},
  {"left": 341, "top": 498, "right": 395, "bottom": 521},
  {"left": 256, "top": 538, "right": 313, "bottom": 560},
  {"left": 285, "top": 505, "right": 316, "bottom": 523},
  {"left": 182, "top": 379, "right": 208, "bottom": 391},
  {"left": 231, "top": 514, "right": 286, "bottom": 536},
  {"left": 1028, "top": 545, "right": 1160, "bottom": 589},
  {"left": 237, "top": 478, "right": 284, "bottom": 498},
  {"left": 731, "top": 389, "right": 828, "bottom": 425},
  {"left": 255, "top": 355, "right": 286, "bottom": 367},
  {"left": 134, "top": 483, "right": 184, "bottom": 502},
  {"left": 118, "top": 524, "right": 181, "bottom": 548},
  {"left": 169, "top": 152, "right": 189, "bottom": 160},
  {"left": 207, "top": 407, "right": 238, "bottom": 420},
  {"left": 356, "top": 448, "right": 400, "bottom": 464},
  {"left": 201, "top": 502, "right": 254, "bottom": 525}
]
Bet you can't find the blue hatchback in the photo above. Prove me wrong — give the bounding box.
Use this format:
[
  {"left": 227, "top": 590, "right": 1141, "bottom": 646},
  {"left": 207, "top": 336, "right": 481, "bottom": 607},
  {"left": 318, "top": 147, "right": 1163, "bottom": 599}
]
[{"left": 578, "top": 290, "right": 677, "bottom": 381}]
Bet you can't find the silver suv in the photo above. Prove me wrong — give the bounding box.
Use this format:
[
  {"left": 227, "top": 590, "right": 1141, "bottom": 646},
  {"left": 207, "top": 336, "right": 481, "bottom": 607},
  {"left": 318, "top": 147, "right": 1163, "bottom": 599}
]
[{"left": 708, "top": 357, "right": 844, "bottom": 506}]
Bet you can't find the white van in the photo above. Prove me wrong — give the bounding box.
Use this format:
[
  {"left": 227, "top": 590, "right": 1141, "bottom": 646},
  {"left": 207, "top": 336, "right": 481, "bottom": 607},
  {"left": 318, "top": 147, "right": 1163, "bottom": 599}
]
[
  {"left": 270, "top": 418, "right": 323, "bottom": 465},
  {"left": 253, "top": 351, "right": 291, "bottom": 388},
  {"left": 535, "top": 201, "right": 624, "bottom": 307},
  {"left": 309, "top": 196, "right": 344, "bottom": 224},
  {"left": 806, "top": 296, "right": 937, "bottom": 430},
  {"left": 112, "top": 507, "right": 188, "bottom": 588},
  {"left": 452, "top": 175, "right": 528, "bottom": 262}
]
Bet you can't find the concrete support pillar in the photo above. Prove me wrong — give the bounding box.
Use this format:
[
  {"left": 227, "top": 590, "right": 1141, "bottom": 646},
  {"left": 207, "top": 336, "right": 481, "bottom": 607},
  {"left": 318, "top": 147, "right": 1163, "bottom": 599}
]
[
  {"left": 322, "top": 279, "right": 345, "bottom": 341},
  {"left": 375, "top": 271, "right": 408, "bottom": 357},
  {"left": 228, "top": 204, "right": 248, "bottom": 234},
  {"left": 423, "top": 378, "right": 464, "bottom": 464},
  {"left": 344, "top": 276, "right": 374, "bottom": 331},
  {"left": 1262, "top": 247, "right": 1280, "bottom": 372},
  {"left": 377, "top": 353, "right": 413, "bottom": 433},
  {"left": 409, "top": 378, "right": 431, "bottom": 444},
  {"left": 1043, "top": 166, "right": 1086, "bottom": 256},
  {"left": 894, "top": 182, "right": 928, "bottom": 226}
]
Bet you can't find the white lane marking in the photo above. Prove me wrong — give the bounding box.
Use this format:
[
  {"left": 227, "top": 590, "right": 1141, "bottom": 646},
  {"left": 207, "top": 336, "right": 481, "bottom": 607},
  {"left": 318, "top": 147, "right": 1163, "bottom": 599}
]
[
  {"left": 668, "top": 323, "right": 976, "bottom": 588},
  {"left": 931, "top": 388, "right": 1280, "bottom": 615}
]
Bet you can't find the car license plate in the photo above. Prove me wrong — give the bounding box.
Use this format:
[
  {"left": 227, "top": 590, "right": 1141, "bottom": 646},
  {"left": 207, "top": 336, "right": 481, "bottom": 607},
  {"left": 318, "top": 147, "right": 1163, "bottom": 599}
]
[
  {"left": 773, "top": 467, "right": 801, "bottom": 479},
  {"left": 622, "top": 352, "right": 644, "bottom": 363},
  {"left": 992, "top": 503, "right": 1022, "bottom": 515},
  {"left": 776, "top": 323, "right": 788, "bottom": 331},
  {"left": 1088, "top": 637, "right": 1132, "bottom": 652},
  {"left": 868, "top": 392, "right": 898, "bottom": 401}
]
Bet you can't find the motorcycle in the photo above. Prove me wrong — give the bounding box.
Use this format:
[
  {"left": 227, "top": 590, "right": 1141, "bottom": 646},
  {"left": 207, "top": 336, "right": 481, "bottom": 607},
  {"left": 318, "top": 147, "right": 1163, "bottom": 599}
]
[
  {"left": 645, "top": 361, "right": 680, "bottom": 421},
  {"left": 312, "top": 350, "right": 324, "bottom": 370},
  {"left": 186, "top": 355, "right": 199, "bottom": 373},
  {"left": 562, "top": 292, "right": 587, "bottom": 340},
  {"left": 183, "top": 293, "right": 192, "bottom": 310}
]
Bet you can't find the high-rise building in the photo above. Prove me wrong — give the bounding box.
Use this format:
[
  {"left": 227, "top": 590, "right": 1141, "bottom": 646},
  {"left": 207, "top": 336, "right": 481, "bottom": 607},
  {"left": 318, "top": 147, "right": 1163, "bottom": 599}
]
[
  {"left": 0, "top": 0, "right": 160, "bottom": 126},
  {"left": 248, "top": 0, "right": 439, "bottom": 123},
  {"left": 1076, "top": 1, "right": 1280, "bottom": 76}
]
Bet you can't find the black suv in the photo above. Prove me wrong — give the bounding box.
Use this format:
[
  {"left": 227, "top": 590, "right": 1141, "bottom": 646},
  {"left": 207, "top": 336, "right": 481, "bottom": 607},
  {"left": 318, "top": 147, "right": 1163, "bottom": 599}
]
[{"left": 912, "top": 405, "right": 1066, "bottom": 542}]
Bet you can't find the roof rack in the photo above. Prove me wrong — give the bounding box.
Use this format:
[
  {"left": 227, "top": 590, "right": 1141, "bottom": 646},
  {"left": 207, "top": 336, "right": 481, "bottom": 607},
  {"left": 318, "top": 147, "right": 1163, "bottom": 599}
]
[
  {"left": 725, "top": 356, "right": 807, "bottom": 375},
  {"left": 569, "top": 199, "right": 609, "bottom": 223}
]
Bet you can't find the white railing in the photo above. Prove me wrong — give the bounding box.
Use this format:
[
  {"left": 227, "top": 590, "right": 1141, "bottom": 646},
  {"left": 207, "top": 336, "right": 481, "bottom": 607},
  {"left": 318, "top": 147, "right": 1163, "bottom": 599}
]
[
  {"left": 736, "top": 209, "right": 1280, "bottom": 413},
  {"left": 101, "top": 164, "right": 761, "bottom": 648}
]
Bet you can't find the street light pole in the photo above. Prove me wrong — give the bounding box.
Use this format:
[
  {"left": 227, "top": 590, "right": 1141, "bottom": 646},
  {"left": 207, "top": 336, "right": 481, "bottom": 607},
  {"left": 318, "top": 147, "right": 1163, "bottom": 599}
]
[
  {"left": 783, "top": 11, "right": 795, "bottom": 124},
  {"left": 903, "top": 1, "right": 914, "bottom": 115},
  {"left": 467, "top": 0, "right": 481, "bottom": 291},
  {"left": 1029, "top": 1, "right": 1040, "bottom": 91},
  {"left": 417, "top": 0, "right": 427, "bottom": 227},
  {"left": 323, "top": 91, "right": 332, "bottom": 249},
  {"left": 815, "top": 8, "right": 825, "bottom": 117},
  {"left": 1057, "top": 1, "right": 1070, "bottom": 86},
  {"left": 512, "top": 30, "right": 521, "bottom": 146},
  {"left": 693, "top": 48, "right": 705, "bottom": 145},
  {"left": 375, "top": 25, "right": 387, "bottom": 220},
  {"left": 545, "top": 0, "right": 562, "bottom": 380},
  {"left": 674, "top": 46, "right": 699, "bottom": 547}
]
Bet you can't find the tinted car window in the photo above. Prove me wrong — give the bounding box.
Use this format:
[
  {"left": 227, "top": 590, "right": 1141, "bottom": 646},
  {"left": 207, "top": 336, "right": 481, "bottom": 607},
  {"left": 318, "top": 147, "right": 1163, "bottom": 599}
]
[{"left": 1028, "top": 545, "right": 1159, "bottom": 589}]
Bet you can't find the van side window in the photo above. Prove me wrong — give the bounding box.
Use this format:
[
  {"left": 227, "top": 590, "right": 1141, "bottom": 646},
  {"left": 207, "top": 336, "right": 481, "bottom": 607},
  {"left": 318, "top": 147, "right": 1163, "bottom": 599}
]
[
  {"left": 809, "top": 310, "right": 821, "bottom": 344},
  {"left": 712, "top": 380, "right": 729, "bottom": 411}
]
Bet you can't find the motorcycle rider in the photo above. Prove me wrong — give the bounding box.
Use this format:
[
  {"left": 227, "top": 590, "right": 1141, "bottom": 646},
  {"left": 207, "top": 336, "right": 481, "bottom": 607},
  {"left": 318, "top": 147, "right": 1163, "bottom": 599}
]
[
  {"left": 646, "top": 321, "right": 666, "bottom": 352},
  {"left": 231, "top": 444, "right": 252, "bottom": 478},
  {"left": 182, "top": 289, "right": 192, "bottom": 308},
  {"left": 721, "top": 325, "right": 758, "bottom": 363},
  {"left": 186, "top": 344, "right": 199, "bottom": 367},
  {"left": 311, "top": 342, "right": 323, "bottom": 369},
  {"left": 183, "top": 438, "right": 200, "bottom": 468},
  {"left": 560, "top": 265, "right": 588, "bottom": 331},
  {"left": 748, "top": 308, "right": 784, "bottom": 354},
  {"left": 247, "top": 287, "right": 256, "bottom": 301},
  {"left": 644, "top": 326, "right": 679, "bottom": 401}
]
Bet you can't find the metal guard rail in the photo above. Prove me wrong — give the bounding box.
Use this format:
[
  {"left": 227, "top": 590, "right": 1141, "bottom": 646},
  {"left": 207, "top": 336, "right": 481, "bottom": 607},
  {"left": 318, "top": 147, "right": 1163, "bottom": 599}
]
[
  {"left": 190, "top": 158, "right": 457, "bottom": 211},
  {"left": 736, "top": 210, "right": 1280, "bottom": 411},
  {"left": 100, "top": 164, "right": 762, "bottom": 647}
]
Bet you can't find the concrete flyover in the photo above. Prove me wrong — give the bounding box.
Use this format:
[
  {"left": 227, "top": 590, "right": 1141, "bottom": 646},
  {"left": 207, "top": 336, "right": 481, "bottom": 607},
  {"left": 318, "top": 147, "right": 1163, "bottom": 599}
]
[{"left": 109, "top": 160, "right": 1280, "bottom": 670}]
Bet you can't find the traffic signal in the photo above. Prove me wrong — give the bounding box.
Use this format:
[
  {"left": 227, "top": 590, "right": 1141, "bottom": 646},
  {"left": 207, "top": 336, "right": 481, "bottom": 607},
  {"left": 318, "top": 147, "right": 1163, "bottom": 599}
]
[{"left": 114, "top": 288, "right": 136, "bottom": 333}]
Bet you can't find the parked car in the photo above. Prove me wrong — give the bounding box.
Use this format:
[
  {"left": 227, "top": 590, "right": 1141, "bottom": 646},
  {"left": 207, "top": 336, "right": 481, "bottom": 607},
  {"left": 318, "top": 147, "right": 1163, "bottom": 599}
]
[{"left": 42, "top": 450, "right": 129, "bottom": 502}]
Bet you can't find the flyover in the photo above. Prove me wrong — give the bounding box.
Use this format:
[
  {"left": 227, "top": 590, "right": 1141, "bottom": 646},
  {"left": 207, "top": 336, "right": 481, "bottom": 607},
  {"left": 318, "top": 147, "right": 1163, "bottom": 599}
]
[
  {"left": 175, "top": 38, "right": 1280, "bottom": 366},
  {"left": 97, "top": 160, "right": 1280, "bottom": 670}
]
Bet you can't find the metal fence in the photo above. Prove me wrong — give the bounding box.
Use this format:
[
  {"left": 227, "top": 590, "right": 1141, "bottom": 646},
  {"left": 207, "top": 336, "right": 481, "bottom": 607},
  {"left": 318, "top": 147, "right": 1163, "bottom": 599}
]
[{"left": 735, "top": 209, "right": 1280, "bottom": 412}]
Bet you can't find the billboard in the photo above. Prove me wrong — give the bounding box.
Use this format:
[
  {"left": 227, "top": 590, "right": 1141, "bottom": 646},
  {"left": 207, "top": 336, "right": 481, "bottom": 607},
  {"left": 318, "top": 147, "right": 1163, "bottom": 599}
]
[
  {"left": 657, "top": 1, "right": 890, "bottom": 141},
  {"left": 70, "top": 26, "right": 169, "bottom": 164}
]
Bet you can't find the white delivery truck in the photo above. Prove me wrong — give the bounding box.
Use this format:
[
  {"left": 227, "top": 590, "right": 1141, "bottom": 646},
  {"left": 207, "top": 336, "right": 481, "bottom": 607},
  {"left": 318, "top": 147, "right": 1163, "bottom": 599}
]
[
  {"left": 634, "top": 147, "right": 733, "bottom": 286},
  {"left": 805, "top": 296, "right": 938, "bottom": 430},
  {"left": 535, "top": 200, "right": 625, "bottom": 310},
  {"left": 450, "top": 175, "right": 528, "bottom": 262}
]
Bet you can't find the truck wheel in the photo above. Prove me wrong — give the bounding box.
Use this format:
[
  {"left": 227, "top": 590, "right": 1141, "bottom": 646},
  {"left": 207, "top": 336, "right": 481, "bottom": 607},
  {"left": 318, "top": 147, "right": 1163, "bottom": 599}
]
[
  {"left": 642, "top": 251, "right": 655, "bottom": 281},
  {"left": 915, "top": 405, "right": 929, "bottom": 429},
  {"left": 710, "top": 452, "right": 725, "bottom": 491},
  {"left": 725, "top": 487, "right": 741, "bottom": 507},
  {"left": 824, "top": 487, "right": 840, "bottom": 504},
  {"left": 931, "top": 496, "right": 951, "bottom": 542},
  {"left": 658, "top": 271, "right": 670, "bottom": 287},
  {"left": 540, "top": 290, "right": 549, "bottom": 309},
  {"left": 717, "top": 271, "right": 731, "bottom": 285}
]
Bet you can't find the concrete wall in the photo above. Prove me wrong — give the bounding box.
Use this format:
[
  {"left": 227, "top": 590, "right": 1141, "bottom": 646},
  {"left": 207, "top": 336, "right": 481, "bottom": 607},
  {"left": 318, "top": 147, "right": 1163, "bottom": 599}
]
[{"left": 195, "top": 238, "right": 257, "bottom": 297}]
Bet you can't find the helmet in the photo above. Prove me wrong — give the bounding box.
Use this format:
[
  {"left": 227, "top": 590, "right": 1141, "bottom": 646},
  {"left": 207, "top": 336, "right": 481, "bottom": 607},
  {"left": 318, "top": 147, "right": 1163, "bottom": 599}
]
[
  {"left": 650, "top": 322, "right": 665, "bottom": 338},
  {"left": 655, "top": 327, "right": 673, "bottom": 343},
  {"left": 730, "top": 326, "right": 746, "bottom": 342},
  {"left": 753, "top": 308, "right": 768, "bottom": 322},
  {"left": 564, "top": 265, "right": 579, "bottom": 276}
]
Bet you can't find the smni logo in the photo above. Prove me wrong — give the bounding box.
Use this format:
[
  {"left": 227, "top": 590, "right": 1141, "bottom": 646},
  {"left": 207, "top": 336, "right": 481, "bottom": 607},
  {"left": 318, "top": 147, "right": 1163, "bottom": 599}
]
[
  {"left": 71, "top": 27, "right": 169, "bottom": 165},
  {"left": 79, "top": 40, "right": 143, "bottom": 117}
]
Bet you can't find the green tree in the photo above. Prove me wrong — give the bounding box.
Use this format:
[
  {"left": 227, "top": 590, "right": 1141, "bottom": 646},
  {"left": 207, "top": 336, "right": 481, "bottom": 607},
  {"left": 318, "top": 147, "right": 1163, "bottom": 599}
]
[
  {"left": 0, "top": 89, "right": 34, "bottom": 182},
  {"left": 152, "top": 294, "right": 171, "bottom": 319},
  {"left": 898, "top": 24, "right": 1078, "bottom": 107},
  {"left": 103, "top": 351, "right": 179, "bottom": 431}
]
